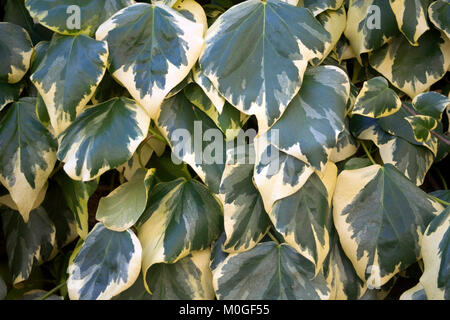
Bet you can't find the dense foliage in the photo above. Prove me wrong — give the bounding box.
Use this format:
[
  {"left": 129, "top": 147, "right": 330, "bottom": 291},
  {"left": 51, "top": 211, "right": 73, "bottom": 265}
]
[{"left": 0, "top": 0, "right": 449, "bottom": 300}]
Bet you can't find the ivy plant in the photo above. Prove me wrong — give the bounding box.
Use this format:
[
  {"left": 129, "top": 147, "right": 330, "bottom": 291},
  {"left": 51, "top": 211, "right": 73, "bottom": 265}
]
[{"left": 0, "top": 0, "right": 449, "bottom": 300}]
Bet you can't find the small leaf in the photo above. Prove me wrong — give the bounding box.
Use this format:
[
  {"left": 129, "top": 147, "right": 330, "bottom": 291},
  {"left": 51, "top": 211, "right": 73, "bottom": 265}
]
[
  {"left": 405, "top": 115, "right": 438, "bottom": 143},
  {"left": 428, "top": 0, "right": 450, "bottom": 39}
]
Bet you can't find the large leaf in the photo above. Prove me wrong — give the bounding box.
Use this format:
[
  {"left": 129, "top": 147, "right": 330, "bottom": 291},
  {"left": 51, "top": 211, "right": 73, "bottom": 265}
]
[
  {"left": 269, "top": 169, "right": 335, "bottom": 272},
  {"left": 428, "top": 0, "right": 450, "bottom": 39},
  {"left": 67, "top": 223, "right": 142, "bottom": 300},
  {"left": 199, "top": 0, "right": 331, "bottom": 131},
  {"left": 344, "top": 0, "right": 398, "bottom": 58},
  {"left": 1, "top": 206, "right": 56, "bottom": 285},
  {"left": 30, "top": 34, "right": 108, "bottom": 134},
  {"left": 25, "top": 0, "right": 134, "bottom": 36},
  {"left": 96, "top": 169, "right": 156, "bottom": 232},
  {"left": 116, "top": 249, "right": 215, "bottom": 300},
  {"left": 262, "top": 66, "right": 349, "bottom": 171},
  {"left": 333, "top": 164, "right": 443, "bottom": 287},
  {"left": 389, "top": 0, "right": 430, "bottom": 46},
  {"left": 420, "top": 207, "right": 449, "bottom": 300},
  {"left": 156, "top": 93, "right": 225, "bottom": 193},
  {"left": 213, "top": 242, "right": 330, "bottom": 299},
  {"left": 96, "top": 3, "right": 204, "bottom": 118},
  {"left": 0, "top": 97, "right": 57, "bottom": 222},
  {"left": 369, "top": 30, "right": 450, "bottom": 99},
  {"left": 54, "top": 172, "right": 98, "bottom": 239},
  {"left": 352, "top": 76, "right": 401, "bottom": 118},
  {"left": 57, "top": 97, "right": 150, "bottom": 181},
  {"left": 218, "top": 144, "right": 271, "bottom": 253},
  {"left": 0, "top": 22, "right": 33, "bottom": 84},
  {"left": 138, "top": 178, "right": 223, "bottom": 293}
]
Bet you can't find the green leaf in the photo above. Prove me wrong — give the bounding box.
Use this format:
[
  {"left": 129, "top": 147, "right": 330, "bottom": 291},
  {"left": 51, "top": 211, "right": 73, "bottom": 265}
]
[
  {"left": 369, "top": 30, "right": 450, "bottom": 99},
  {"left": 116, "top": 249, "right": 215, "bottom": 300},
  {"left": 0, "top": 97, "right": 57, "bottom": 222},
  {"left": 344, "top": 0, "right": 399, "bottom": 58},
  {"left": 405, "top": 115, "right": 438, "bottom": 144},
  {"left": 1, "top": 206, "right": 56, "bottom": 285},
  {"left": 412, "top": 92, "right": 450, "bottom": 120},
  {"left": 389, "top": 0, "right": 431, "bottom": 46},
  {"left": 329, "top": 119, "right": 359, "bottom": 163},
  {"left": 0, "top": 22, "right": 33, "bottom": 84},
  {"left": 67, "top": 223, "right": 142, "bottom": 300},
  {"left": 352, "top": 77, "right": 401, "bottom": 118},
  {"left": 96, "top": 169, "right": 156, "bottom": 232},
  {"left": 192, "top": 63, "right": 225, "bottom": 113},
  {"left": 156, "top": 93, "right": 225, "bottom": 194},
  {"left": 420, "top": 207, "right": 450, "bottom": 300},
  {"left": 30, "top": 34, "right": 108, "bottom": 134},
  {"left": 262, "top": 66, "right": 350, "bottom": 171},
  {"left": 199, "top": 0, "right": 331, "bottom": 131},
  {"left": 57, "top": 97, "right": 150, "bottom": 181},
  {"left": 333, "top": 164, "right": 443, "bottom": 287},
  {"left": 298, "top": 0, "right": 344, "bottom": 16},
  {"left": 218, "top": 144, "right": 271, "bottom": 253},
  {"left": 54, "top": 171, "right": 98, "bottom": 239},
  {"left": 0, "top": 82, "right": 23, "bottom": 112},
  {"left": 428, "top": 0, "right": 450, "bottom": 39},
  {"left": 138, "top": 178, "right": 223, "bottom": 293},
  {"left": 213, "top": 242, "right": 330, "bottom": 299},
  {"left": 25, "top": 0, "right": 134, "bottom": 36},
  {"left": 96, "top": 2, "right": 204, "bottom": 118}
]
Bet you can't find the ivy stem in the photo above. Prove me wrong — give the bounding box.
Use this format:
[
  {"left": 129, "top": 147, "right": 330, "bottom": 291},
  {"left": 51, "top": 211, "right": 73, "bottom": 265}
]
[
  {"left": 360, "top": 140, "right": 376, "bottom": 165},
  {"left": 267, "top": 232, "right": 280, "bottom": 245},
  {"left": 40, "top": 281, "right": 67, "bottom": 300},
  {"left": 401, "top": 103, "right": 450, "bottom": 146},
  {"left": 434, "top": 168, "right": 448, "bottom": 190},
  {"left": 427, "top": 195, "right": 450, "bottom": 207}
]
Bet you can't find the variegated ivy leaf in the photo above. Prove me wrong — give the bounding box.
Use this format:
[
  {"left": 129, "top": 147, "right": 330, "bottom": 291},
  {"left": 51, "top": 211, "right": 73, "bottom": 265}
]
[
  {"left": 199, "top": 0, "right": 331, "bottom": 131},
  {"left": 54, "top": 172, "right": 98, "bottom": 240},
  {"left": 25, "top": 0, "right": 134, "bottom": 36},
  {"left": 213, "top": 242, "right": 330, "bottom": 300},
  {"left": 297, "top": 0, "right": 344, "bottom": 16},
  {"left": 174, "top": 0, "right": 208, "bottom": 35},
  {"left": 30, "top": 34, "right": 109, "bottom": 134},
  {"left": 96, "top": 169, "right": 157, "bottom": 232},
  {"left": 333, "top": 164, "right": 443, "bottom": 287},
  {"left": 57, "top": 97, "right": 150, "bottom": 182},
  {"left": 96, "top": 3, "right": 204, "bottom": 118},
  {"left": 324, "top": 229, "right": 366, "bottom": 300},
  {"left": 369, "top": 30, "right": 450, "bottom": 99},
  {"left": 312, "top": 6, "right": 346, "bottom": 66},
  {"left": 218, "top": 144, "right": 271, "bottom": 253},
  {"left": 193, "top": 63, "right": 225, "bottom": 114},
  {"left": 156, "top": 93, "right": 225, "bottom": 194},
  {"left": 118, "top": 137, "right": 166, "bottom": 181},
  {"left": 329, "top": 119, "right": 359, "bottom": 163},
  {"left": 253, "top": 135, "right": 314, "bottom": 213},
  {"left": 412, "top": 91, "right": 450, "bottom": 120},
  {"left": 400, "top": 282, "right": 427, "bottom": 300},
  {"left": 405, "top": 115, "right": 438, "bottom": 146},
  {"left": 420, "top": 207, "right": 450, "bottom": 300},
  {"left": 334, "top": 36, "right": 357, "bottom": 62},
  {"left": 262, "top": 66, "right": 350, "bottom": 171},
  {"left": 1, "top": 206, "right": 56, "bottom": 285},
  {"left": 0, "top": 97, "right": 57, "bottom": 222},
  {"left": 116, "top": 249, "right": 215, "bottom": 300},
  {"left": 269, "top": 169, "right": 335, "bottom": 273},
  {"left": 68, "top": 223, "right": 142, "bottom": 300},
  {"left": 0, "top": 183, "right": 47, "bottom": 213},
  {"left": 184, "top": 83, "right": 248, "bottom": 141},
  {"left": 428, "top": 0, "right": 450, "bottom": 39},
  {"left": 389, "top": 0, "right": 430, "bottom": 46},
  {"left": 352, "top": 77, "right": 401, "bottom": 118},
  {"left": 351, "top": 114, "right": 433, "bottom": 186},
  {"left": 344, "top": 0, "right": 399, "bottom": 59},
  {"left": 0, "top": 22, "right": 33, "bottom": 84},
  {"left": 0, "top": 82, "right": 23, "bottom": 112},
  {"left": 138, "top": 178, "right": 223, "bottom": 293}
]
